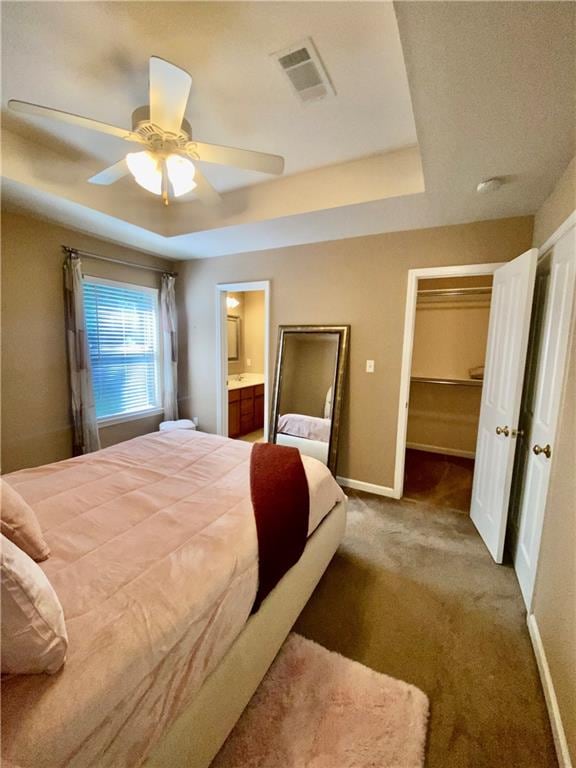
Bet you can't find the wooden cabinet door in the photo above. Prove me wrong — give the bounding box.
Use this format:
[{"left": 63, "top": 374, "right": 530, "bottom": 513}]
[
  {"left": 254, "top": 394, "right": 264, "bottom": 430},
  {"left": 229, "top": 385, "right": 264, "bottom": 436},
  {"left": 228, "top": 397, "right": 240, "bottom": 438},
  {"left": 253, "top": 384, "right": 265, "bottom": 431},
  {"left": 240, "top": 414, "right": 254, "bottom": 435},
  {"left": 239, "top": 386, "right": 255, "bottom": 435}
]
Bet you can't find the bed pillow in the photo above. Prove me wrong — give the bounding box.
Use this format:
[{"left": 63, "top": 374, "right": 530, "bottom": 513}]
[
  {"left": 1, "top": 478, "right": 50, "bottom": 562},
  {"left": 1, "top": 535, "right": 68, "bottom": 674}
]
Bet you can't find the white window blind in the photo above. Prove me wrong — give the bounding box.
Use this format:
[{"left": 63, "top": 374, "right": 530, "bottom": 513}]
[{"left": 83, "top": 279, "right": 160, "bottom": 421}]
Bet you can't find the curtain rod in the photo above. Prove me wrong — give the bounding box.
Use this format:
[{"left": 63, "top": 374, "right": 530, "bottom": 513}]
[{"left": 62, "top": 246, "right": 178, "bottom": 277}]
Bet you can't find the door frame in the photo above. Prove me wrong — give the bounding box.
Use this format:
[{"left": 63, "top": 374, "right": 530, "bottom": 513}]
[
  {"left": 215, "top": 280, "right": 271, "bottom": 440},
  {"left": 394, "top": 262, "right": 505, "bottom": 498},
  {"left": 518, "top": 210, "right": 576, "bottom": 609}
]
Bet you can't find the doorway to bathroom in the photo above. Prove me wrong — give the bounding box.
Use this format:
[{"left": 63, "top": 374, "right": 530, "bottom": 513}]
[{"left": 215, "top": 281, "right": 270, "bottom": 443}]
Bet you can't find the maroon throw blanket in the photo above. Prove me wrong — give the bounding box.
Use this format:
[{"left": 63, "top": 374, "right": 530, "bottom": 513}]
[{"left": 250, "top": 442, "right": 310, "bottom": 612}]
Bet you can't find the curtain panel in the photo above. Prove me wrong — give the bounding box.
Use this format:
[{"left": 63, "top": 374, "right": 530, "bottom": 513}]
[
  {"left": 160, "top": 273, "right": 179, "bottom": 421},
  {"left": 63, "top": 253, "right": 101, "bottom": 455}
]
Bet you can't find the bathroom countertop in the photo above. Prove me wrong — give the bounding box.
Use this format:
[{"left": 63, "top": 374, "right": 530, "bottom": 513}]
[{"left": 227, "top": 373, "right": 265, "bottom": 391}]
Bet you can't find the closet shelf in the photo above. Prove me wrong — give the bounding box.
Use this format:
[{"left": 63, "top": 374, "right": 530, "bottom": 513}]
[{"left": 410, "top": 376, "right": 483, "bottom": 387}]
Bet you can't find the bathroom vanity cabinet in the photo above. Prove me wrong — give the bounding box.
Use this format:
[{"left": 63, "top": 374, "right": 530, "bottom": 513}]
[{"left": 228, "top": 383, "right": 264, "bottom": 438}]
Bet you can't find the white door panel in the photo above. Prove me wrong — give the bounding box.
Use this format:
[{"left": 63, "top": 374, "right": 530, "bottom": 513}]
[
  {"left": 470, "top": 248, "right": 538, "bottom": 562},
  {"left": 517, "top": 456, "right": 548, "bottom": 574},
  {"left": 514, "top": 227, "right": 576, "bottom": 606}
]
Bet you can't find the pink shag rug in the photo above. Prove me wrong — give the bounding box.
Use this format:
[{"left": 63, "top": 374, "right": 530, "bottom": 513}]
[{"left": 212, "top": 633, "right": 429, "bottom": 768}]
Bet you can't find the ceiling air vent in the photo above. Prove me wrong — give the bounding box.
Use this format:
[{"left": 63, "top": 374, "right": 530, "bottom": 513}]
[{"left": 272, "top": 38, "right": 335, "bottom": 104}]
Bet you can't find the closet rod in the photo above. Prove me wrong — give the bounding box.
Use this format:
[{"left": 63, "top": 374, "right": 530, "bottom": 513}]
[
  {"left": 417, "top": 287, "right": 491, "bottom": 298},
  {"left": 62, "top": 246, "right": 178, "bottom": 277},
  {"left": 411, "top": 376, "right": 483, "bottom": 387}
]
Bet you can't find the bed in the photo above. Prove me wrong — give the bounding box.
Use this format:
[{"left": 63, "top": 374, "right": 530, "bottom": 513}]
[
  {"left": 276, "top": 414, "right": 333, "bottom": 464},
  {"left": 1, "top": 429, "right": 346, "bottom": 768},
  {"left": 277, "top": 413, "right": 331, "bottom": 443}
]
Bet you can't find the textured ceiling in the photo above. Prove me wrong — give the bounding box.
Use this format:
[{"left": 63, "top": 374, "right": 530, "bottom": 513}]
[{"left": 1, "top": 1, "right": 575, "bottom": 259}]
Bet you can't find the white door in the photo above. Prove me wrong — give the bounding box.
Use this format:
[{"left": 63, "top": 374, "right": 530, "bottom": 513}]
[
  {"left": 507, "top": 256, "right": 552, "bottom": 551},
  {"left": 470, "top": 248, "right": 538, "bottom": 562},
  {"left": 513, "top": 227, "right": 576, "bottom": 606}
]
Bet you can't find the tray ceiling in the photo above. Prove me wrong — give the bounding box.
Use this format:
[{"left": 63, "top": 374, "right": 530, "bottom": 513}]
[{"left": 1, "top": 1, "right": 574, "bottom": 258}]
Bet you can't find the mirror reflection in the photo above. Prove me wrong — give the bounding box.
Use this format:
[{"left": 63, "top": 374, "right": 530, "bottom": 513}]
[
  {"left": 270, "top": 325, "right": 350, "bottom": 473},
  {"left": 227, "top": 315, "right": 240, "bottom": 362}
]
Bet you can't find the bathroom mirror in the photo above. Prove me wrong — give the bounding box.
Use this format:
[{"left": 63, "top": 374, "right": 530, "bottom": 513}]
[
  {"left": 269, "top": 325, "right": 350, "bottom": 474},
  {"left": 227, "top": 316, "right": 240, "bottom": 362}
]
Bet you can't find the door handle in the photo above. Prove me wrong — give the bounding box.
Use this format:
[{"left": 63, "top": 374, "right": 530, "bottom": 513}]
[
  {"left": 496, "top": 425, "right": 510, "bottom": 437},
  {"left": 533, "top": 443, "right": 552, "bottom": 459}
]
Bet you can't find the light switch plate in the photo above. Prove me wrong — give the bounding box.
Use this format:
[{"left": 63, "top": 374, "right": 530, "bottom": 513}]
[{"left": 366, "top": 360, "right": 375, "bottom": 373}]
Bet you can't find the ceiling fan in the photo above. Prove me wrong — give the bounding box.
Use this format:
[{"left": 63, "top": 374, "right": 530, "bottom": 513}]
[{"left": 8, "top": 56, "right": 285, "bottom": 206}]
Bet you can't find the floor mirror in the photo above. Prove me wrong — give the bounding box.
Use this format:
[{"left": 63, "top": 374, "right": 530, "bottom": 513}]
[{"left": 269, "top": 325, "right": 350, "bottom": 474}]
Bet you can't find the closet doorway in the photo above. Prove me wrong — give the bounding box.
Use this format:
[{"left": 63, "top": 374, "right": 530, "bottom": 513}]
[
  {"left": 404, "top": 275, "right": 493, "bottom": 511},
  {"left": 403, "top": 274, "right": 495, "bottom": 511},
  {"left": 394, "top": 262, "right": 504, "bottom": 509}
]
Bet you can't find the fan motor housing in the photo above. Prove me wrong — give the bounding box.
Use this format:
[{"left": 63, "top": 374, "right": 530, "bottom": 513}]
[{"left": 131, "top": 106, "right": 192, "bottom": 152}]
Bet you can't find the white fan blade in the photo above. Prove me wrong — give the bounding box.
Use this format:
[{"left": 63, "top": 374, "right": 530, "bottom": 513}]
[
  {"left": 192, "top": 164, "right": 222, "bottom": 205},
  {"left": 149, "top": 57, "right": 192, "bottom": 135},
  {"left": 189, "top": 141, "right": 284, "bottom": 175},
  {"left": 88, "top": 159, "right": 129, "bottom": 186},
  {"left": 8, "top": 100, "right": 143, "bottom": 143}
]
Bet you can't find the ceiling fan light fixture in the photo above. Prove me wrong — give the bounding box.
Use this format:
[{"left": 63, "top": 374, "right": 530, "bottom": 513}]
[
  {"left": 126, "top": 151, "right": 162, "bottom": 195},
  {"left": 165, "top": 153, "right": 196, "bottom": 197},
  {"left": 11, "top": 57, "right": 284, "bottom": 207},
  {"left": 126, "top": 150, "right": 196, "bottom": 200}
]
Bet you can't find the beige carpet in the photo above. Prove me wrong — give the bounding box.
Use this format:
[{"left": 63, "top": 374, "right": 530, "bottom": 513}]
[
  {"left": 295, "top": 490, "right": 557, "bottom": 768},
  {"left": 212, "top": 633, "right": 429, "bottom": 768}
]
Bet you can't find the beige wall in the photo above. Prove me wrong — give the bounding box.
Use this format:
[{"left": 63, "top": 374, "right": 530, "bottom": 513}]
[
  {"left": 243, "top": 291, "right": 265, "bottom": 374},
  {"left": 532, "top": 155, "right": 576, "bottom": 248},
  {"left": 177, "top": 216, "right": 533, "bottom": 485},
  {"left": 1, "top": 211, "right": 173, "bottom": 473},
  {"left": 531, "top": 161, "right": 576, "bottom": 763},
  {"left": 407, "top": 385, "right": 482, "bottom": 456},
  {"left": 279, "top": 335, "right": 337, "bottom": 418},
  {"left": 411, "top": 304, "right": 490, "bottom": 381}
]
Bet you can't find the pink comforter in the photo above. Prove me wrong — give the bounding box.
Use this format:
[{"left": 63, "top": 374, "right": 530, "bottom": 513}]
[
  {"left": 278, "top": 413, "right": 331, "bottom": 443},
  {"left": 1, "top": 430, "right": 344, "bottom": 768}
]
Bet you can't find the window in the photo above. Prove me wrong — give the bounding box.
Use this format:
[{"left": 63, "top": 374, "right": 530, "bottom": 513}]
[{"left": 83, "top": 278, "right": 161, "bottom": 422}]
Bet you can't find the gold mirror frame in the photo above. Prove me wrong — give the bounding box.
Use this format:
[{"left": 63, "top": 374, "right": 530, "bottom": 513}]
[{"left": 269, "top": 324, "right": 350, "bottom": 475}]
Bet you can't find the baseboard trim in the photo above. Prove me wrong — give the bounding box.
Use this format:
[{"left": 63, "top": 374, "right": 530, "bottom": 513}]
[
  {"left": 406, "top": 442, "right": 476, "bottom": 459},
  {"left": 337, "top": 477, "right": 399, "bottom": 499},
  {"left": 527, "top": 613, "right": 573, "bottom": 768}
]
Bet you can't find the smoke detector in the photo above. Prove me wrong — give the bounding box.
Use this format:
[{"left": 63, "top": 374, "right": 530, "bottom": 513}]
[
  {"left": 476, "top": 177, "right": 504, "bottom": 194},
  {"left": 272, "top": 38, "right": 336, "bottom": 104}
]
